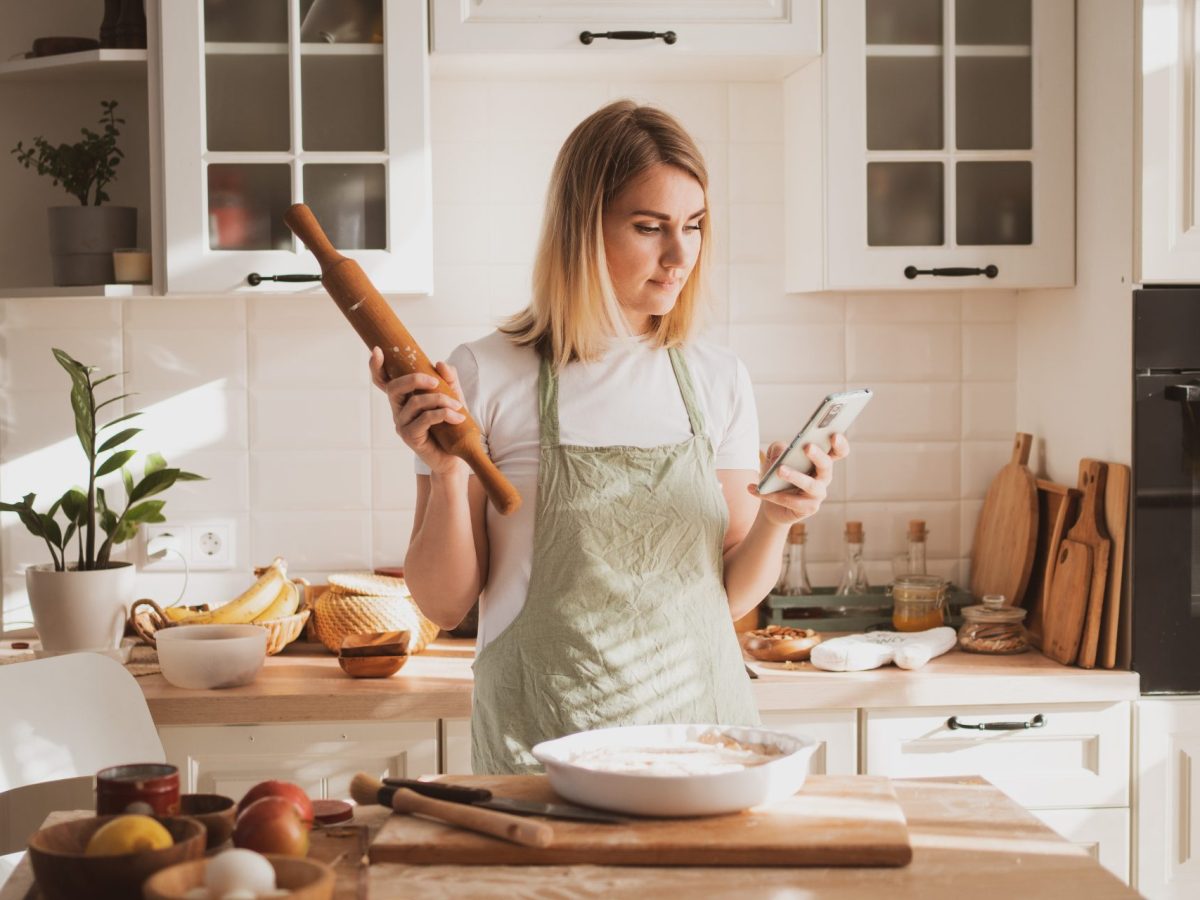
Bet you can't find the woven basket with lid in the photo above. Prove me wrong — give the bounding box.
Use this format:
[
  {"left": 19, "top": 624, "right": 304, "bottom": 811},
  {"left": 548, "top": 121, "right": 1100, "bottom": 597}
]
[{"left": 312, "top": 572, "right": 438, "bottom": 654}]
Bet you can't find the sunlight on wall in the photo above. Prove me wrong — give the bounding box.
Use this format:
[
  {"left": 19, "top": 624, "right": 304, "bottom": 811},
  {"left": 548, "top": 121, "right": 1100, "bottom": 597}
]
[{"left": 1142, "top": 3, "right": 1178, "bottom": 73}]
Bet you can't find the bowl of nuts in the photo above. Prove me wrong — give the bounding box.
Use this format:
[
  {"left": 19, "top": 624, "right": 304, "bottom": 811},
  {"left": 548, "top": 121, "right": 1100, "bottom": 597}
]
[{"left": 741, "top": 626, "right": 823, "bottom": 662}]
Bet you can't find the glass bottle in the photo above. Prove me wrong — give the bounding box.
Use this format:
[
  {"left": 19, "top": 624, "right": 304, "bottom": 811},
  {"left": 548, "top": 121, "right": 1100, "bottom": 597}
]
[
  {"left": 777, "top": 523, "right": 813, "bottom": 596},
  {"left": 836, "top": 521, "right": 870, "bottom": 595},
  {"left": 906, "top": 519, "right": 928, "bottom": 576}
]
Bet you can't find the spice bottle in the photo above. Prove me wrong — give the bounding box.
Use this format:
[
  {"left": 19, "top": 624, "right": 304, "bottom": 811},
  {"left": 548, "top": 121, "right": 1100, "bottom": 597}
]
[
  {"left": 777, "top": 523, "right": 813, "bottom": 596},
  {"left": 906, "top": 520, "right": 928, "bottom": 576},
  {"left": 957, "top": 594, "right": 1030, "bottom": 654},
  {"left": 836, "top": 521, "right": 870, "bottom": 596}
]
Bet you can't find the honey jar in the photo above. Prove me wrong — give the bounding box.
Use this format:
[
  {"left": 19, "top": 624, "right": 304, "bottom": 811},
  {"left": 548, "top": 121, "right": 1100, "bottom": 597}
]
[{"left": 891, "top": 574, "right": 948, "bottom": 632}]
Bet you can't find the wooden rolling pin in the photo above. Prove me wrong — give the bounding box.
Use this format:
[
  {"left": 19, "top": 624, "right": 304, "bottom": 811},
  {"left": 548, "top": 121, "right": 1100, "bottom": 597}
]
[{"left": 284, "top": 204, "right": 521, "bottom": 515}]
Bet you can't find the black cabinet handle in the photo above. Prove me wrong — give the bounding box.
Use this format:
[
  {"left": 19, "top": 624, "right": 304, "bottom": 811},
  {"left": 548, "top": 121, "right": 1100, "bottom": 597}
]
[
  {"left": 1165, "top": 383, "right": 1200, "bottom": 402},
  {"left": 904, "top": 265, "right": 999, "bottom": 280},
  {"left": 246, "top": 273, "right": 321, "bottom": 286},
  {"left": 947, "top": 713, "right": 1045, "bottom": 731},
  {"left": 579, "top": 30, "right": 677, "bottom": 45}
]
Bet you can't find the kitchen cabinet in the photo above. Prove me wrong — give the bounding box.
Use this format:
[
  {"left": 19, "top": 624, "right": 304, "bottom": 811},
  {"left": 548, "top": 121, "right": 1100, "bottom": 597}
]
[
  {"left": 428, "top": 0, "right": 820, "bottom": 78},
  {"left": 785, "top": 0, "right": 1075, "bottom": 291},
  {"left": 1031, "top": 808, "right": 1131, "bottom": 886},
  {"left": 158, "top": 720, "right": 439, "bottom": 800},
  {"left": 1137, "top": 0, "right": 1200, "bottom": 283},
  {"left": 1135, "top": 697, "right": 1200, "bottom": 899},
  {"left": 159, "top": 0, "right": 432, "bottom": 294}
]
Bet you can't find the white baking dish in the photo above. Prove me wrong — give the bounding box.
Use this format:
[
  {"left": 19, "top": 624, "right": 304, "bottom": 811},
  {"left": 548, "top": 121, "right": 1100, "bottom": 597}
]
[{"left": 531, "top": 723, "right": 817, "bottom": 817}]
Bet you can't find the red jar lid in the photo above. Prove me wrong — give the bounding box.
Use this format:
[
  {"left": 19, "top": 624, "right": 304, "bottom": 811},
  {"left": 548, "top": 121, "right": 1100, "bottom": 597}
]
[{"left": 312, "top": 798, "right": 353, "bottom": 825}]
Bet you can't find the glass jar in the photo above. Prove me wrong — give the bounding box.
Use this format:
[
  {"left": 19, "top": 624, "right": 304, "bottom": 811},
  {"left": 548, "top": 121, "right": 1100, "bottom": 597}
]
[
  {"left": 891, "top": 574, "right": 947, "bottom": 632},
  {"left": 957, "top": 594, "right": 1030, "bottom": 654}
]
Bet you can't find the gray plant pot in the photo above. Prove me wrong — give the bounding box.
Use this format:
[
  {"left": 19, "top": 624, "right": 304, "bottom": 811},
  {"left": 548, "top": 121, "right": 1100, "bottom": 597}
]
[{"left": 47, "top": 205, "right": 137, "bottom": 286}]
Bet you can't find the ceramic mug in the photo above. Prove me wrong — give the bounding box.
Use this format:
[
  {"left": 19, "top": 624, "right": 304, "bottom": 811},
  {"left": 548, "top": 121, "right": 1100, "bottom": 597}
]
[{"left": 95, "top": 763, "right": 180, "bottom": 816}]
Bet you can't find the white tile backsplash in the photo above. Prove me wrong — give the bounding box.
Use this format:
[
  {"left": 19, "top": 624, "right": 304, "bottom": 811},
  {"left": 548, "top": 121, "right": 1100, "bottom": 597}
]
[{"left": 0, "top": 80, "right": 1020, "bottom": 620}]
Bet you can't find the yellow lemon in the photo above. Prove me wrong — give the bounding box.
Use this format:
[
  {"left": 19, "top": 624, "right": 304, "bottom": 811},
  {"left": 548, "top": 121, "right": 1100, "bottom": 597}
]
[{"left": 84, "top": 814, "right": 174, "bottom": 856}]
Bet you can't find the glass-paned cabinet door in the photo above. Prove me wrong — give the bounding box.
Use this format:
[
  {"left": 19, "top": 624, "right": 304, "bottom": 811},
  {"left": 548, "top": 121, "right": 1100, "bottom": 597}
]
[
  {"left": 161, "top": 0, "right": 432, "bottom": 292},
  {"left": 815, "top": 0, "right": 1073, "bottom": 290}
]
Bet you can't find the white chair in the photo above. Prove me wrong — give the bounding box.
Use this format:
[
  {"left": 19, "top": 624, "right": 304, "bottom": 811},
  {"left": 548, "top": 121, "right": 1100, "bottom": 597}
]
[{"left": 0, "top": 653, "right": 164, "bottom": 886}]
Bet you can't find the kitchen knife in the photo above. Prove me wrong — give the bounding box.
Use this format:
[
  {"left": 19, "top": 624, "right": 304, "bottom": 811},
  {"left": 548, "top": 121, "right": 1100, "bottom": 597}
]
[{"left": 382, "top": 777, "right": 631, "bottom": 824}]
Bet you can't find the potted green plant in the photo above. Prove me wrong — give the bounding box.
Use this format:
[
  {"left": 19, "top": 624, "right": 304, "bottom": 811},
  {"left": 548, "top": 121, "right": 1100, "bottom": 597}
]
[
  {"left": 11, "top": 99, "right": 136, "bottom": 286},
  {"left": 0, "top": 349, "right": 203, "bottom": 653}
]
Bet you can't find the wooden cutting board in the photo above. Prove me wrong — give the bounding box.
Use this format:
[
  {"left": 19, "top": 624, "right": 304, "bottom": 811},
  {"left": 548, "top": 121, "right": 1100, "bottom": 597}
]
[
  {"left": 970, "top": 433, "right": 1039, "bottom": 605},
  {"left": 1043, "top": 460, "right": 1111, "bottom": 665},
  {"left": 368, "top": 775, "right": 912, "bottom": 868},
  {"left": 1024, "top": 480, "right": 1080, "bottom": 648},
  {"left": 1097, "top": 461, "right": 1130, "bottom": 669}
]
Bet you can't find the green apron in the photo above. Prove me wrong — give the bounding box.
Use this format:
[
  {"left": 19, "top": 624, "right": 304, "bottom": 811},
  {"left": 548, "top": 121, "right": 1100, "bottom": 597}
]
[{"left": 471, "top": 346, "right": 760, "bottom": 774}]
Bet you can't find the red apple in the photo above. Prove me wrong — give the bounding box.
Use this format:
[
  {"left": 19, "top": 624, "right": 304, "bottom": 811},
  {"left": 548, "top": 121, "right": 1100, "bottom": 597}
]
[
  {"left": 233, "top": 796, "right": 309, "bottom": 857},
  {"left": 236, "top": 780, "right": 314, "bottom": 826}
]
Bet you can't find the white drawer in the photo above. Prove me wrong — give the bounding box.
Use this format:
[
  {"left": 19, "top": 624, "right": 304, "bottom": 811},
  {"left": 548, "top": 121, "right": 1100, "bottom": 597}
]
[
  {"left": 863, "top": 702, "right": 1130, "bottom": 809},
  {"left": 759, "top": 709, "right": 858, "bottom": 776}
]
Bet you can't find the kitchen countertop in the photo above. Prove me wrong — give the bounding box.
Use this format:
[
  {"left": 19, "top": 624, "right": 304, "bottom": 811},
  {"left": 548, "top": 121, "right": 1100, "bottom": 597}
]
[
  {"left": 140, "top": 637, "right": 1139, "bottom": 727},
  {"left": 0, "top": 777, "right": 1137, "bottom": 899}
]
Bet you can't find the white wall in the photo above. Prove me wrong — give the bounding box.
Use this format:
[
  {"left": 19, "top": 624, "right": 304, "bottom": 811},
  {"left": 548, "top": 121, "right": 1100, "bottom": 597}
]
[
  {"left": 0, "top": 77, "right": 1019, "bottom": 632},
  {"left": 1016, "top": 0, "right": 1135, "bottom": 480}
]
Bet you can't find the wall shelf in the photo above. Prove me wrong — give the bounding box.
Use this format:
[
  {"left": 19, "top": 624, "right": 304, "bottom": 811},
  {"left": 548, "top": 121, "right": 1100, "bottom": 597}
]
[{"left": 0, "top": 49, "right": 148, "bottom": 83}]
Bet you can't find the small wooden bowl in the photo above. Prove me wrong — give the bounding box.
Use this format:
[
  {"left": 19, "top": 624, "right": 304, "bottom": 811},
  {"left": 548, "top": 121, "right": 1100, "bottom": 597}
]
[
  {"left": 180, "top": 793, "right": 235, "bottom": 849},
  {"left": 742, "top": 629, "right": 823, "bottom": 662},
  {"left": 27, "top": 815, "right": 205, "bottom": 900},
  {"left": 143, "top": 854, "right": 335, "bottom": 900},
  {"left": 337, "top": 654, "right": 408, "bottom": 678}
]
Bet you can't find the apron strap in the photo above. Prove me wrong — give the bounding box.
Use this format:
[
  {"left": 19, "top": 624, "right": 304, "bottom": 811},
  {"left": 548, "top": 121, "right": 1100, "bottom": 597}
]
[
  {"left": 668, "top": 347, "right": 706, "bottom": 438},
  {"left": 538, "top": 345, "right": 705, "bottom": 447}
]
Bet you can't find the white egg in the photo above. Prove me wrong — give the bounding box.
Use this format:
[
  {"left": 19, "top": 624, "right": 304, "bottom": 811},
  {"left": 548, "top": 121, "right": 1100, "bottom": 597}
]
[{"left": 205, "top": 848, "right": 277, "bottom": 898}]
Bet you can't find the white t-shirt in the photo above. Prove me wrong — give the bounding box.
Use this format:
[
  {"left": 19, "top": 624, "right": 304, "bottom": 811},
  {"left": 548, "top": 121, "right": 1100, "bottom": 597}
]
[{"left": 414, "top": 330, "right": 760, "bottom": 650}]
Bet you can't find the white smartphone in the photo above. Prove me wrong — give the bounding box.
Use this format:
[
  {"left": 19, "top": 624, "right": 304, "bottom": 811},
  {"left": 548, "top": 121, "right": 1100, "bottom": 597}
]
[{"left": 756, "top": 389, "right": 873, "bottom": 494}]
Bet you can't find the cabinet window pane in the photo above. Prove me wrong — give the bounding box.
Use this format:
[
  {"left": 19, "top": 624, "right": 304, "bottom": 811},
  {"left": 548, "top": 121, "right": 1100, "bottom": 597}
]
[
  {"left": 956, "top": 0, "right": 1031, "bottom": 45},
  {"left": 204, "top": 0, "right": 287, "bottom": 43},
  {"left": 208, "top": 165, "right": 293, "bottom": 250},
  {"left": 303, "top": 165, "right": 386, "bottom": 250},
  {"left": 868, "top": 163, "right": 944, "bottom": 246},
  {"left": 867, "top": 58, "right": 943, "bottom": 150},
  {"left": 300, "top": 0, "right": 383, "bottom": 43},
  {"left": 957, "top": 162, "right": 1031, "bottom": 245},
  {"left": 302, "top": 55, "right": 385, "bottom": 151},
  {"left": 956, "top": 57, "right": 1031, "bottom": 149},
  {"left": 866, "top": 0, "right": 942, "bottom": 44},
  {"left": 206, "top": 55, "right": 290, "bottom": 152}
]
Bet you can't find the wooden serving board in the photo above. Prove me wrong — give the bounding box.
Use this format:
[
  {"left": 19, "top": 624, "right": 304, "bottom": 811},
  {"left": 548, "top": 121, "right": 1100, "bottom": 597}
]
[
  {"left": 970, "top": 433, "right": 1039, "bottom": 606},
  {"left": 1025, "top": 480, "right": 1080, "bottom": 648},
  {"left": 1098, "top": 461, "right": 1130, "bottom": 669},
  {"left": 369, "top": 775, "right": 911, "bottom": 868}
]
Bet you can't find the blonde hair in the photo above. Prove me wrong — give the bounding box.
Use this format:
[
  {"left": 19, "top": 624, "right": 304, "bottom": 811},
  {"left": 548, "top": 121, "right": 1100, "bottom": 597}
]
[{"left": 500, "top": 100, "right": 712, "bottom": 369}]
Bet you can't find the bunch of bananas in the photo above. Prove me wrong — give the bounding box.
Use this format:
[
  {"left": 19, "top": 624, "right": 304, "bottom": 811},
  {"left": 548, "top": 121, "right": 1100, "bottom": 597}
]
[{"left": 169, "top": 557, "right": 301, "bottom": 625}]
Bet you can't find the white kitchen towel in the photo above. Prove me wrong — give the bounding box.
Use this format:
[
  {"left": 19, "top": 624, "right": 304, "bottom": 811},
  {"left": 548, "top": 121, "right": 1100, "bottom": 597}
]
[{"left": 809, "top": 627, "right": 958, "bottom": 671}]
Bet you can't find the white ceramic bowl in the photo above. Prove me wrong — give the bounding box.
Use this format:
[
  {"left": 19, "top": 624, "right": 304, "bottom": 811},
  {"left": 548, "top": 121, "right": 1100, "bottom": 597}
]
[
  {"left": 156, "top": 624, "right": 267, "bottom": 690},
  {"left": 531, "top": 723, "right": 817, "bottom": 817}
]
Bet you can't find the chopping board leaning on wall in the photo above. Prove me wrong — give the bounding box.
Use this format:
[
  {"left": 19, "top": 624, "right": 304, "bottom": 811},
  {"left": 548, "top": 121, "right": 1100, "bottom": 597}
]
[{"left": 970, "top": 432, "right": 1038, "bottom": 606}]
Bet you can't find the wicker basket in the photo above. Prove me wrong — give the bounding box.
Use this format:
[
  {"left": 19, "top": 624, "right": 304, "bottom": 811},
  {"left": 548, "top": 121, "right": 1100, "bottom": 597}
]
[
  {"left": 129, "top": 597, "right": 310, "bottom": 657},
  {"left": 311, "top": 590, "right": 439, "bottom": 655}
]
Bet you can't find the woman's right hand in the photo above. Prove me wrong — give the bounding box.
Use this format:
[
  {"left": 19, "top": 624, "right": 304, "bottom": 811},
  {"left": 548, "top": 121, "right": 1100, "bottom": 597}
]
[{"left": 369, "top": 347, "right": 469, "bottom": 477}]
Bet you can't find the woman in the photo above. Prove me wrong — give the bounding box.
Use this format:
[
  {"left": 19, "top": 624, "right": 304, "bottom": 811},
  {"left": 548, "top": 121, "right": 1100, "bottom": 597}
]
[{"left": 370, "top": 100, "right": 848, "bottom": 774}]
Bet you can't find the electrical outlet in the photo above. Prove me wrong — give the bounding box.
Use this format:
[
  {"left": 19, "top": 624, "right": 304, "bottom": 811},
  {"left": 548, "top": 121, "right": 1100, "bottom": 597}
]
[{"left": 143, "top": 520, "right": 236, "bottom": 571}]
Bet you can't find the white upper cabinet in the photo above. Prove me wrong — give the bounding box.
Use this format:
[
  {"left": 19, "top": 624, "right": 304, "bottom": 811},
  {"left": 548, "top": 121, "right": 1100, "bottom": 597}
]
[
  {"left": 160, "top": 0, "right": 432, "bottom": 294},
  {"left": 1138, "top": 0, "right": 1200, "bottom": 283},
  {"left": 429, "top": 0, "right": 821, "bottom": 77},
  {"left": 786, "top": 0, "right": 1075, "bottom": 291}
]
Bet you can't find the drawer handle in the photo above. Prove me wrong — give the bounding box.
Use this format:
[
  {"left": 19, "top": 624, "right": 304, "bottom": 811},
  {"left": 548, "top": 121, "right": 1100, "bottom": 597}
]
[
  {"left": 579, "top": 30, "right": 677, "bottom": 45},
  {"left": 904, "top": 265, "right": 999, "bottom": 280},
  {"left": 247, "top": 272, "right": 321, "bottom": 286},
  {"left": 947, "top": 713, "right": 1045, "bottom": 731}
]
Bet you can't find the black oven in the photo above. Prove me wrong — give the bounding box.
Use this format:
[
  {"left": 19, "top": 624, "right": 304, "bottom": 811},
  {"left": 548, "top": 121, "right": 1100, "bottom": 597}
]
[{"left": 1133, "top": 288, "right": 1200, "bottom": 693}]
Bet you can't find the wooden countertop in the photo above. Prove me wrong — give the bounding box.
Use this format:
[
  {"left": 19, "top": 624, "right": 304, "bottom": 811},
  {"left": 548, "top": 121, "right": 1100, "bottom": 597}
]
[
  {"left": 140, "top": 637, "right": 1139, "bottom": 727},
  {"left": 0, "top": 777, "right": 1137, "bottom": 899}
]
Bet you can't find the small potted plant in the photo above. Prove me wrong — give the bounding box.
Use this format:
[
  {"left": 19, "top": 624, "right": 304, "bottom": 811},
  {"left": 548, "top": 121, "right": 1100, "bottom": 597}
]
[
  {"left": 0, "top": 350, "right": 203, "bottom": 653},
  {"left": 11, "top": 99, "right": 136, "bottom": 286}
]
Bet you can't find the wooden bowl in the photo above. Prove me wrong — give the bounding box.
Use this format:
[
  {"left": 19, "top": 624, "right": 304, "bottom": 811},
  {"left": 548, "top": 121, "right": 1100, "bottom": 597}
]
[
  {"left": 142, "top": 854, "right": 335, "bottom": 900},
  {"left": 180, "top": 793, "right": 235, "bottom": 849},
  {"left": 742, "top": 628, "right": 823, "bottom": 662},
  {"left": 337, "top": 654, "right": 408, "bottom": 678},
  {"left": 27, "top": 815, "right": 205, "bottom": 900}
]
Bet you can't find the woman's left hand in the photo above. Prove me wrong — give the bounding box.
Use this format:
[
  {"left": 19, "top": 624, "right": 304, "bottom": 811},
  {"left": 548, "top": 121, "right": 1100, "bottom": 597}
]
[{"left": 748, "top": 434, "right": 850, "bottom": 526}]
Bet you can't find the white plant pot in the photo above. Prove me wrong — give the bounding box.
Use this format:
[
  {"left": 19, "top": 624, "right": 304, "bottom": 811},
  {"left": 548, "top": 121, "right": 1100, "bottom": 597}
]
[{"left": 26, "top": 562, "right": 135, "bottom": 653}]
